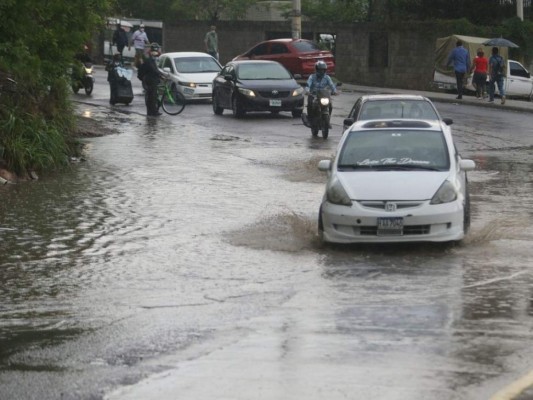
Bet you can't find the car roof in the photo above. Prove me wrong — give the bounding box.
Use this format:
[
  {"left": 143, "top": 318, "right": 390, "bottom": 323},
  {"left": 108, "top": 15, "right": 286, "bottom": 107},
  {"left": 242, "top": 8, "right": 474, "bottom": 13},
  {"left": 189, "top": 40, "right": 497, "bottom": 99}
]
[
  {"left": 360, "top": 94, "right": 431, "bottom": 102},
  {"left": 230, "top": 60, "right": 283, "bottom": 66},
  {"left": 160, "top": 52, "right": 215, "bottom": 58},
  {"left": 349, "top": 119, "right": 443, "bottom": 131},
  {"left": 264, "top": 38, "right": 311, "bottom": 43}
]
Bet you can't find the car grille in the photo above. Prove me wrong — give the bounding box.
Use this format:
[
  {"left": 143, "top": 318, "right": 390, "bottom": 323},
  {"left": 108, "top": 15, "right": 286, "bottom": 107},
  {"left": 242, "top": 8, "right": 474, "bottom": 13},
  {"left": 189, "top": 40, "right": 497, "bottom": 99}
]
[
  {"left": 359, "top": 225, "right": 431, "bottom": 235},
  {"left": 258, "top": 90, "right": 290, "bottom": 99},
  {"left": 358, "top": 200, "right": 424, "bottom": 210}
]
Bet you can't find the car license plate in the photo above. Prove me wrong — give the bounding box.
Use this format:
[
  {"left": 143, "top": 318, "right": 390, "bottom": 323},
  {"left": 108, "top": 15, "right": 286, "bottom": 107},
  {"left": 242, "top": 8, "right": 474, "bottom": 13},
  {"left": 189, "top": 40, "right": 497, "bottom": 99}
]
[
  {"left": 269, "top": 99, "right": 282, "bottom": 107},
  {"left": 183, "top": 87, "right": 194, "bottom": 95},
  {"left": 377, "top": 217, "right": 403, "bottom": 236}
]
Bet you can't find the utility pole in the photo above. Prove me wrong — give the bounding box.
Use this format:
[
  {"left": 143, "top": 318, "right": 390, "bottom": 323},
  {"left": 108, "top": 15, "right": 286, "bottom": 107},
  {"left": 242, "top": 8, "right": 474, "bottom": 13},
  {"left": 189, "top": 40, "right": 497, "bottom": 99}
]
[
  {"left": 517, "top": 0, "right": 524, "bottom": 21},
  {"left": 292, "top": 0, "right": 301, "bottom": 39}
]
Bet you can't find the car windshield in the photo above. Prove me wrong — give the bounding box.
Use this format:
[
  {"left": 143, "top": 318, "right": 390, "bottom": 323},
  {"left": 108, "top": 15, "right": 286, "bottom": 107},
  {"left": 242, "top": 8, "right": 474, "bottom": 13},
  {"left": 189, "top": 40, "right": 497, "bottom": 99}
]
[
  {"left": 338, "top": 130, "right": 450, "bottom": 170},
  {"left": 237, "top": 63, "right": 291, "bottom": 80},
  {"left": 173, "top": 57, "right": 221, "bottom": 73},
  {"left": 359, "top": 100, "right": 439, "bottom": 120},
  {"left": 292, "top": 40, "right": 321, "bottom": 52}
]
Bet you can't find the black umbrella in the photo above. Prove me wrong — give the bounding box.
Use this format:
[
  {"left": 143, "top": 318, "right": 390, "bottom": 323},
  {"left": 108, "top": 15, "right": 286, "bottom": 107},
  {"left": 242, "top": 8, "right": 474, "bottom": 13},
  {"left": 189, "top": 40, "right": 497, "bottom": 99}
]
[{"left": 482, "top": 37, "right": 519, "bottom": 48}]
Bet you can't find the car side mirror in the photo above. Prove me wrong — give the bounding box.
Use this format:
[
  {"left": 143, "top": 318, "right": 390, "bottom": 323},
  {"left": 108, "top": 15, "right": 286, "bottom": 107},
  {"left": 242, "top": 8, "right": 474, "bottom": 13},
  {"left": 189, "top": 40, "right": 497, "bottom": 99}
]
[
  {"left": 459, "top": 159, "right": 476, "bottom": 171},
  {"left": 163, "top": 67, "right": 171, "bottom": 73},
  {"left": 293, "top": 73, "right": 302, "bottom": 80},
  {"left": 442, "top": 118, "right": 453, "bottom": 126},
  {"left": 318, "top": 160, "right": 332, "bottom": 171},
  {"left": 343, "top": 118, "right": 354, "bottom": 127}
]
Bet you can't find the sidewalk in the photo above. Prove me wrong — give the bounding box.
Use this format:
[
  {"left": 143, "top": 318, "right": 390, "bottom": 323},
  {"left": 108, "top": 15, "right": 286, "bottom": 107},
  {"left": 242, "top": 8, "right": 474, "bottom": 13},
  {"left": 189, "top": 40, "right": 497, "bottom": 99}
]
[{"left": 339, "top": 82, "right": 533, "bottom": 114}]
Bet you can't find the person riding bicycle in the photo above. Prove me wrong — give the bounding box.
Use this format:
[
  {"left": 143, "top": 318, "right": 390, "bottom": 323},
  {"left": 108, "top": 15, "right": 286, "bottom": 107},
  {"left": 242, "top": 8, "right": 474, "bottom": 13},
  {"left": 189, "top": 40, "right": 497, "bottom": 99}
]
[{"left": 139, "top": 43, "right": 164, "bottom": 116}]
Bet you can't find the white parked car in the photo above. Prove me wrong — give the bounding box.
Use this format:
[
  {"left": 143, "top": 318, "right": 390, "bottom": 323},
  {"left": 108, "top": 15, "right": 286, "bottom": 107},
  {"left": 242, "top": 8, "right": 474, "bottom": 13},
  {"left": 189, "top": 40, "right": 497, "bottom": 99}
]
[
  {"left": 318, "top": 119, "right": 476, "bottom": 243},
  {"left": 158, "top": 52, "right": 222, "bottom": 101}
]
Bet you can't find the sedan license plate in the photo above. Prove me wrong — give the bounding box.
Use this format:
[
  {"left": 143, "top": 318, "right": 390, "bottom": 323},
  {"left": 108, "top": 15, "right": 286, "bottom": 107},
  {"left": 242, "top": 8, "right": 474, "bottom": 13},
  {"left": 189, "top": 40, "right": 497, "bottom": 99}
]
[
  {"left": 269, "top": 99, "right": 282, "bottom": 107},
  {"left": 183, "top": 87, "right": 195, "bottom": 95},
  {"left": 377, "top": 217, "right": 403, "bottom": 236}
]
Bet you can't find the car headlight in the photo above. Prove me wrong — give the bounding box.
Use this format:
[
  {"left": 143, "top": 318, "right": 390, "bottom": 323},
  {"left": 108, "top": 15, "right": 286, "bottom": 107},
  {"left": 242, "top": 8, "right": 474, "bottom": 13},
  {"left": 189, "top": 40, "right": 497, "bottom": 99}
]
[
  {"left": 238, "top": 88, "right": 256, "bottom": 97},
  {"left": 292, "top": 86, "right": 304, "bottom": 97},
  {"left": 320, "top": 97, "right": 330, "bottom": 106},
  {"left": 430, "top": 181, "right": 458, "bottom": 204},
  {"left": 326, "top": 178, "right": 352, "bottom": 206},
  {"left": 178, "top": 81, "right": 197, "bottom": 88}
]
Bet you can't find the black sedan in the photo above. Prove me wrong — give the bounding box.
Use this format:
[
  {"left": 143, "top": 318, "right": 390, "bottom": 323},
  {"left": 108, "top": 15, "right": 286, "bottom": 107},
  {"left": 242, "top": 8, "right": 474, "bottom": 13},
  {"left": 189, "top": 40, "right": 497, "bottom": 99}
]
[{"left": 212, "top": 60, "right": 305, "bottom": 118}]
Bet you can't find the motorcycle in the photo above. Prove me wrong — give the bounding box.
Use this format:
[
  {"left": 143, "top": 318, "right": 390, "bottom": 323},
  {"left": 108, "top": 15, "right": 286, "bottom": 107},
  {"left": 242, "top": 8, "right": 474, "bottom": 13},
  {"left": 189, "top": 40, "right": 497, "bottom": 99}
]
[
  {"left": 71, "top": 61, "right": 94, "bottom": 95},
  {"left": 302, "top": 88, "right": 332, "bottom": 139}
]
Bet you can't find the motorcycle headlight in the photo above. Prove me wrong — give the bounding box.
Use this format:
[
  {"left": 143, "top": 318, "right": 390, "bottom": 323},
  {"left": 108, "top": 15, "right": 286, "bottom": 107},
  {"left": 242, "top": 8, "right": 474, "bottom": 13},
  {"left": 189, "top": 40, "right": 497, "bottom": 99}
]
[
  {"left": 320, "top": 97, "right": 330, "bottom": 106},
  {"left": 238, "top": 88, "right": 256, "bottom": 97},
  {"left": 84, "top": 67, "right": 93, "bottom": 74},
  {"left": 326, "top": 178, "right": 352, "bottom": 206},
  {"left": 430, "top": 181, "right": 458, "bottom": 204},
  {"left": 292, "top": 87, "right": 304, "bottom": 97},
  {"left": 178, "top": 81, "right": 197, "bottom": 88}
]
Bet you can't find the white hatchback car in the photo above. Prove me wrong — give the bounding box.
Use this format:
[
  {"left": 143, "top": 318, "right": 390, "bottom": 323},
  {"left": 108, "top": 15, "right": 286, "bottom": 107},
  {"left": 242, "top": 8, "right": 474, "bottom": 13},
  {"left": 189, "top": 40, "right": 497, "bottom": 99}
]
[
  {"left": 318, "top": 119, "right": 476, "bottom": 243},
  {"left": 158, "top": 52, "right": 222, "bottom": 101}
]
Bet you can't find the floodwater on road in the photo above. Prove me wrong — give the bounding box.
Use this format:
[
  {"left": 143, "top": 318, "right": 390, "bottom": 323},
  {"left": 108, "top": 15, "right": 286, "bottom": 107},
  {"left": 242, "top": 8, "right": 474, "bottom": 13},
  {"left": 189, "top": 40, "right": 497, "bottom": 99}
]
[{"left": 1, "top": 98, "right": 533, "bottom": 400}]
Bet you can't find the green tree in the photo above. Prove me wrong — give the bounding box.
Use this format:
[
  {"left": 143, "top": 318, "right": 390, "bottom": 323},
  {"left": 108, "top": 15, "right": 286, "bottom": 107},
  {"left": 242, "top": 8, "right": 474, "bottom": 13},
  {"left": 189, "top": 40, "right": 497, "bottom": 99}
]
[
  {"left": 114, "top": 0, "right": 260, "bottom": 22},
  {"left": 171, "top": 0, "right": 259, "bottom": 22},
  {"left": 0, "top": 0, "right": 111, "bottom": 174},
  {"left": 302, "top": 0, "right": 369, "bottom": 22}
]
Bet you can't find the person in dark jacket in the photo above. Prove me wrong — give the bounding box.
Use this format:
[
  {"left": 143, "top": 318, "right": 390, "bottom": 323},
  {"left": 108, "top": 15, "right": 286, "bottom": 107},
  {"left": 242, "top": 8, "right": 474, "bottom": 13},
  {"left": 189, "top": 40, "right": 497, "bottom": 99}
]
[
  {"left": 112, "top": 23, "right": 130, "bottom": 64},
  {"left": 105, "top": 53, "right": 122, "bottom": 105},
  {"left": 139, "top": 43, "right": 164, "bottom": 116}
]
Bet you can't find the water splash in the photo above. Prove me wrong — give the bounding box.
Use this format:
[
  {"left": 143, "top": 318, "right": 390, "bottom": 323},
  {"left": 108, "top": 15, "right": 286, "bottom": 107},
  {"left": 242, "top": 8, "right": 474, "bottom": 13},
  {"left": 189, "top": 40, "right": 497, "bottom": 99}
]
[{"left": 225, "top": 209, "right": 320, "bottom": 252}]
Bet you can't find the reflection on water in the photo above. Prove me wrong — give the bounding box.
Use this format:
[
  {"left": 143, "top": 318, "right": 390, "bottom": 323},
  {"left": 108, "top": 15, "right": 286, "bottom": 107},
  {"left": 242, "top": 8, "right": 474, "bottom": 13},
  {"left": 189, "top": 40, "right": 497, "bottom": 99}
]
[{"left": 1, "top": 106, "right": 533, "bottom": 399}]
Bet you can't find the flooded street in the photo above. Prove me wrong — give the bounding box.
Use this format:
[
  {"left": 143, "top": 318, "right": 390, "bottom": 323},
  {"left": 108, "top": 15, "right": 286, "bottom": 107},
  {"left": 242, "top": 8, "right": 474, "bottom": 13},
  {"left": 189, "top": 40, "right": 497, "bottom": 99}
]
[{"left": 1, "top": 70, "right": 533, "bottom": 399}]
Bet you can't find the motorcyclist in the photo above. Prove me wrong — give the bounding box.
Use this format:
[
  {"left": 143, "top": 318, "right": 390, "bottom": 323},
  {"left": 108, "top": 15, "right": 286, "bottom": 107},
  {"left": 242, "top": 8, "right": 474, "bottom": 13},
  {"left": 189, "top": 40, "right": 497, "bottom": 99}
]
[
  {"left": 305, "top": 60, "right": 337, "bottom": 119},
  {"left": 72, "top": 44, "right": 93, "bottom": 90}
]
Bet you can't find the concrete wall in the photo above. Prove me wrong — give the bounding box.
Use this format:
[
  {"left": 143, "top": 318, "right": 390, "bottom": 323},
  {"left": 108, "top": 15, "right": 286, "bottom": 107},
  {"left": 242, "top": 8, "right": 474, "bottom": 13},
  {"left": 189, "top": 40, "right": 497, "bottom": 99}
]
[{"left": 162, "top": 21, "right": 491, "bottom": 91}]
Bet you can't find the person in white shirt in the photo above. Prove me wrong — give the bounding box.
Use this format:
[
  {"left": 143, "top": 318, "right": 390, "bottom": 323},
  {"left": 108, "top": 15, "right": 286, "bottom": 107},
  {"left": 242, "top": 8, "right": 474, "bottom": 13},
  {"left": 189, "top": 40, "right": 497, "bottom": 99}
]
[{"left": 131, "top": 24, "right": 149, "bottom": 67}]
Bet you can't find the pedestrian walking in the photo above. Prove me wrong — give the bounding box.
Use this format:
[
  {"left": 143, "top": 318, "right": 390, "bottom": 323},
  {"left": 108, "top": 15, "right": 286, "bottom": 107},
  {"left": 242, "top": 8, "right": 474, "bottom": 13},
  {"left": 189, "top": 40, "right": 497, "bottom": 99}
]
[
  {"left": 204, "top": 25, "right": 218, "bottom": 60},
  {"left": 131, "top": 24, "right": 149, "bottom": 68},
  {"left": 447, "top": 40, "right": 470, "bottom": 100},
  {"left": 488, "top": 47, "right": 506, "bottom": 105},
  {"left": 470, "top": 48, "right": 488, "bottom": 99},
  {"left": 112, "top": 23, "right": 130, "bottom": 64}
]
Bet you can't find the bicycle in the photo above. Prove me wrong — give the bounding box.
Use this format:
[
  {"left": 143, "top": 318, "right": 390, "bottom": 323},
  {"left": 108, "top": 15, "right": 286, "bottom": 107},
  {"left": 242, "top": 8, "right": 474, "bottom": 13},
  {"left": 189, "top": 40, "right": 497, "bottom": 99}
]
[{"left": 157, "top": 77, "right": 186, "bottom": 115}]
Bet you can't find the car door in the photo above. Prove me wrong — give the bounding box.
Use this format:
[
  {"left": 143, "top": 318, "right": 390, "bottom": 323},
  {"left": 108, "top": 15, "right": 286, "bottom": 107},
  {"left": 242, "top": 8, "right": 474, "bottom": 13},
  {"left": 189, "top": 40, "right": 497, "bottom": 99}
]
[
  {"left": 216, "top": 64, "right": 235, "bottom": 108},
  {"left": 506, "top": 60, "right": 533, "bottom": 98}
]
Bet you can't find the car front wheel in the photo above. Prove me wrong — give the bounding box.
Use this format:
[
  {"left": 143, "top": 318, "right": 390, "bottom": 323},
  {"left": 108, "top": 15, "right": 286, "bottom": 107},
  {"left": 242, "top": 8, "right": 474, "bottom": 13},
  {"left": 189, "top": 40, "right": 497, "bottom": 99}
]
[
  {"left": 463, "top": 188, "right": 471, "bottom": 234},
  {"left": 212, "top": 91, "right": 223, "bottom": 115},
  {"left": 232, "top": 95, "right": 245, "bottom": 118}
]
